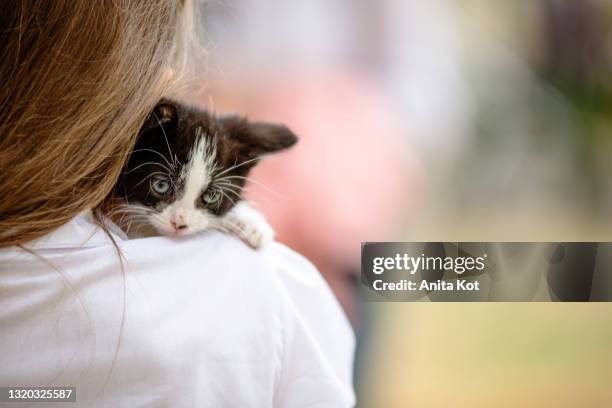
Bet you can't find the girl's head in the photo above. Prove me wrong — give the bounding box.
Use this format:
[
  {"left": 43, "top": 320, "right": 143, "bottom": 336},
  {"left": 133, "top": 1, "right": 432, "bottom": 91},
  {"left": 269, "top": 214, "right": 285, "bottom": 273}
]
[{"left": 0, "top": 0, "right": 200, "bottom": 247}]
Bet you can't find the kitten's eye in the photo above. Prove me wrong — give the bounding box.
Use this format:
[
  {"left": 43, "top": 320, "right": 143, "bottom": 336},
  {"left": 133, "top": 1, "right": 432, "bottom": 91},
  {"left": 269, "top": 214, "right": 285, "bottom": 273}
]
[
  {"left": 151, "top": 178, "right": 171, "bottom": 195},
  {"left": 201, "top": 190, "right": 221, "bottom": 205}
]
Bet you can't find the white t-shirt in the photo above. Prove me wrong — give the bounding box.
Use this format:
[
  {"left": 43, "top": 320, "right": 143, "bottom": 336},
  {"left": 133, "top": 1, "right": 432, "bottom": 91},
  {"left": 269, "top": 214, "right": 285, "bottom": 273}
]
[{"left": 0, "top": 211, "right": 355, "bottom": 407}]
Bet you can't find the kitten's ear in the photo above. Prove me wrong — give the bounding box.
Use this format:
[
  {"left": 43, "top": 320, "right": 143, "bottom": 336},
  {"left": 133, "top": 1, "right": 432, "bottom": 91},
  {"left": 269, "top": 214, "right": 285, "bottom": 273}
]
[
  {"left": 142, "top": 99, "right": 178, "bottom": 130},
  {"left": 222, "top": 116, "right": 298, "bottom": 156},
  {"left": 249, "top": 122, "right": 298, "bottom": 153}
]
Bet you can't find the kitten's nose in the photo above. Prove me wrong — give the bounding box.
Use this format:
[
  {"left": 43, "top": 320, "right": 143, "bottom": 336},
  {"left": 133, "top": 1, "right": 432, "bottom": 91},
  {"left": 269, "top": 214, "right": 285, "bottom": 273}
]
[
  {"left": 171, "top": 221, "right": 187, "bottom": 230},
  {"left": 171, "top": 213, "right": 188, "bottom": 230}
]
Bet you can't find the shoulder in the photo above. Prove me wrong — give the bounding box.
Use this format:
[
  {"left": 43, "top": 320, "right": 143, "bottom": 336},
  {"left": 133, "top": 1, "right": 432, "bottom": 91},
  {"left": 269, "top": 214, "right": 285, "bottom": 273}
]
[
  {"left": 120, "top": 231, "right": 278, "bottom": 280},
  {"left": 118, "top": 229, "right": 323, "bottom": 290},
  {"left": 118, "top": 231, "right": 287, "bottom": 307}
]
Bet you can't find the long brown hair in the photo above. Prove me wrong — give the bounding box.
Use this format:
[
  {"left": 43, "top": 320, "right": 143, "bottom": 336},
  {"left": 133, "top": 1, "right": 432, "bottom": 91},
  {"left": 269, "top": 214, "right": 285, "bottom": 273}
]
[{"left": 0, "top": 0, "right": 200, "bottom": 247}]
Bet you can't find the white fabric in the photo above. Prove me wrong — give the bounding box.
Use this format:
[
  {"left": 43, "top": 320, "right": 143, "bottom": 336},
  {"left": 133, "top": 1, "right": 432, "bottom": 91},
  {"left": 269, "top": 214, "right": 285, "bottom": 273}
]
[{"left": 0, "top": 211, "right": 355, "bottom": 407}]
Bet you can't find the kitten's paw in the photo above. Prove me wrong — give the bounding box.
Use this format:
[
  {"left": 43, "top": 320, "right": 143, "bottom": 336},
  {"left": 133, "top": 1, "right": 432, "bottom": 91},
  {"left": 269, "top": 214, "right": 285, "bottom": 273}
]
[
  {"left": 237, "top": 217, "right": 274, "bottom": 249},
  {"left": 222, "top": 202, "right": 274, "bottom": 249}
]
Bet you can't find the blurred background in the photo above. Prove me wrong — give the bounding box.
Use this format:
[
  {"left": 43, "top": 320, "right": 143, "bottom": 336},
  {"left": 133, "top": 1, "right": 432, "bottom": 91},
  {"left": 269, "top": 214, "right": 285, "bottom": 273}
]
[{"left": 191, "top": 0, "right": 612, "bottom": 406}]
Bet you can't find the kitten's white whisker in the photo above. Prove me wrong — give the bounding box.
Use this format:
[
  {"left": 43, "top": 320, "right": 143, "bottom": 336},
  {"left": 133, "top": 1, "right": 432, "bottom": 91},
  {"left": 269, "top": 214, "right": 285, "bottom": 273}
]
[
  {"left": 214, "top": 182, "right": 242, "bottom": 193},
  {"left": 218, "top": 187, "right": 241, "bottom": 199},
  {"left": 110, "top": 203, "right": 153, "bottom": 214},
  {"left": 218, "top": 190, "right": 236, "bottom": 205},
  {"left": 109, "top": 203, "right": 155, "bottom": 231},
  {"left": 130, "top": 148, "right": 175, "bottom": 170},
  {"left": 213, "top": 155, "right": 269, "bottom": 178},
  {"left": 214, "top": 181, "right": 273, "bottom": 205},
  {"left": 110, "top": 210, "right": 152, "bottom": 219},
  {"left": 214, "top": 183, "right": 242, "bottom": 198},
  {"left": 109, "top": 212, "right": 150, "bottom": 221},
  {"left": 116, "top": 214, "right": 149, "bottom": 221},
  {"left": 147, "top": 213, "right": 174, "bottom": 232},
  {"left": 132, "top": 171, "right": 169, "bottom": 190},
  {"left": 152, "top": 111, "right": 177, "bottom": 167},
  {"left": 207, "top": 220, "right": 244, "bottom": 238},
  {"left": 216, "top": 175, "right": 286, "bottom": 199},
  {"left": 240, "top": 188, "right": 274, "bottom": 205},
  {"left": 123, "top": 161, "right": 172, "bottom": 175}
]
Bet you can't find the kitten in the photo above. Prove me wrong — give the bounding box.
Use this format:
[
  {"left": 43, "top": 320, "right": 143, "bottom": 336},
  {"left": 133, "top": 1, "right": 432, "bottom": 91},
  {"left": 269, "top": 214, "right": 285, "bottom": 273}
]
[{"left": 111, "top": 99, "right": 297, "bottom": 249}]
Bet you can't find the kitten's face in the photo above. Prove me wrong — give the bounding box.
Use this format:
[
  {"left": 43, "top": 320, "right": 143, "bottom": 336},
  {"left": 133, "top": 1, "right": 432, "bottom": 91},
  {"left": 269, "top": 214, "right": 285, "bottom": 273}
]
[{"left": 114, "top": 100, "right": 297, "bottom": 236}]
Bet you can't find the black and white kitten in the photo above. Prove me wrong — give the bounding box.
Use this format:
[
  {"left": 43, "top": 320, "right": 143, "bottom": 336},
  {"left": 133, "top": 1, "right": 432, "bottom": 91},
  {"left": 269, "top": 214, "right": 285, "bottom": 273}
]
[{"left": 112, "top": 99, "right": 297, "bottom": 248}]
